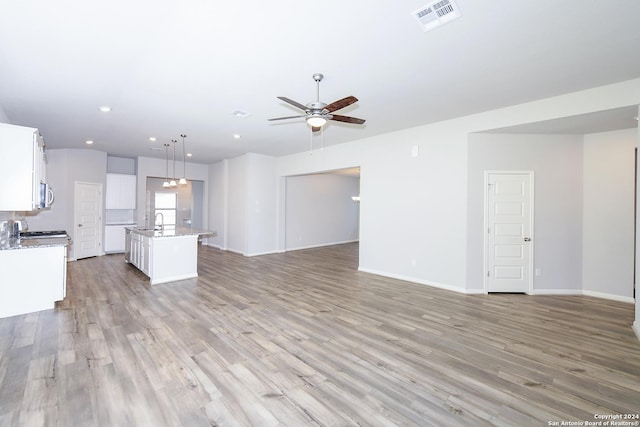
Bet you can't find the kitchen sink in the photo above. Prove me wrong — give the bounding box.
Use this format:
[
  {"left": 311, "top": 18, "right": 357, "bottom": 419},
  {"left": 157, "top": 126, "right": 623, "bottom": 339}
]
[{"left": 133, "top": 226, "right": 165, "bottom": 232}]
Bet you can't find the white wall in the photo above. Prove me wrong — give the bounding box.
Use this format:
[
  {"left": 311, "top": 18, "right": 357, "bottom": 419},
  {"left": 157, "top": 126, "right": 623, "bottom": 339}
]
[
  {"left": 246, "top": 153, "right": 277, "bottom": 256},
  {"left": 635, "top": 109, "right": 640, "bottom": 340},
  {"left": 467, "top": 134, "right": 584, "bottom": 294},
  {"left": 208, "top": 160, "right": 227, "bottom": 249},
  {"left": 285, "top": 173, "right": 360, "bottom": 250},
  {"left": 107, "top": 156, "right": 136, "bottom": 174},
  {"left": 0, "top": 106, "right": 9, "bottom": 123},
  {"left": 226, "top": 155, "right": 248, "bottom": 254},
  {"left": 581, "top": 128, "right": 636, "bottom": 303},
  {"left": 211, "top": 154, "right": 278, "bottom": 256}
]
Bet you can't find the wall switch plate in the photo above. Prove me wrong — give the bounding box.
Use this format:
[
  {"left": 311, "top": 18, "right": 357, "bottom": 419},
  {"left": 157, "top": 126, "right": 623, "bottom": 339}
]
[{"left": 535, "top": 268, "right": 541, "bottom": 277}]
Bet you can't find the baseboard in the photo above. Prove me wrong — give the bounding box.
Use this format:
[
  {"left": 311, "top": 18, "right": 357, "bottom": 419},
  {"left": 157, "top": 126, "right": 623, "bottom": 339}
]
[
  {"left": 530, "top": 288, "right": 635, "bottom": 304},
  {"left": 530, "top": 288, "right": 582, "bottom": 296},
  {"left": 633, "top": 321, "right": 640, "bottom": 342},
  {"left": 357, "top": 267, "right": 468, "bottom": 294},
  {"left": 204, "top": 241, "right": 357, "bottom": 256},
  {"left": 465, "top": 288, "right": 487, "bottom": 295},
  {"left": 244, "top": 250, "right": 279, "bottom": 257},
  {"left": 202, "top": 242, "right": 224, "bottom": 250},
  {"left": 285, "top": 239, "right": 359, "bottom": 252},
  {"left": 581, "top": 290, "right": 635, "bottom": 304}
]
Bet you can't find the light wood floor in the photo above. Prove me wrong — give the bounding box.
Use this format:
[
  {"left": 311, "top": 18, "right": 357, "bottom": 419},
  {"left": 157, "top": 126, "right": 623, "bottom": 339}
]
[{"left": 1, "top": 243, "right": 639, "bottom": 426}]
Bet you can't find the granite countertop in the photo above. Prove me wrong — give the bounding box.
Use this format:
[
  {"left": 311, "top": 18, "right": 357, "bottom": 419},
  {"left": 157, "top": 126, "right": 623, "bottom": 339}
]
[
  {"left": 125, "top": 226, "right": 217, "bottom": 239},
  {"left": 0, "top": 236, "right": 71, "bottom": 251}
]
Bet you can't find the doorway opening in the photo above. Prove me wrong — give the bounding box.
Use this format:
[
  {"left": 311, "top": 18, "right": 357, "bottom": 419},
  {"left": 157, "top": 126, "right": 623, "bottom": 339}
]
[
  {"left": 145, "top": 177, "right": 205, "bottom": 229},
  {"left": 282, "top": 167, "right": 361, "bottom": 267}
]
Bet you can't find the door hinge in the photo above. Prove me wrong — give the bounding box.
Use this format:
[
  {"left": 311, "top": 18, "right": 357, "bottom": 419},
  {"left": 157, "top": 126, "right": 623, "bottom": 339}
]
[
  {"left": 487, "top": 227, "right": 490, "bottom": 234},
  {"left": 487, "top": 271, "right": 490, "bottom": 277}
]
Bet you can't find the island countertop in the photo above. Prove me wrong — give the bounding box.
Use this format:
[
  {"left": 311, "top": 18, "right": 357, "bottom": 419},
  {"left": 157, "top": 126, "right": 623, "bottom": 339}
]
[{"left": 125, "top": 226, "right": 217, "bottom": 239}]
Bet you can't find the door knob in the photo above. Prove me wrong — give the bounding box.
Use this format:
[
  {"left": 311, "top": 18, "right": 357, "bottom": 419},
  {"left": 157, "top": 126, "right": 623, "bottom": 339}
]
[
  {"left": 78, "top": 224, "right": 83, "bottom": 227},
  {"left": 524, "top": 237, "right": 531, "bottom": 242}
]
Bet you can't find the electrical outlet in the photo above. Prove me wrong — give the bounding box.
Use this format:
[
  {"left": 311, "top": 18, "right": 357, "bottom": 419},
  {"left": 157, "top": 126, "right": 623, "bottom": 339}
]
[{"left": 535, "top": 268, "right": 541, "bottom": 277}]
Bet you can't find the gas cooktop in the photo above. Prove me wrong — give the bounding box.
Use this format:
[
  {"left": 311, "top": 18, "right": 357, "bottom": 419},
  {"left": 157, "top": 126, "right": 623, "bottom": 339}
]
[{"left": 19, "top": 230, "right": 69, "bottom": 239}]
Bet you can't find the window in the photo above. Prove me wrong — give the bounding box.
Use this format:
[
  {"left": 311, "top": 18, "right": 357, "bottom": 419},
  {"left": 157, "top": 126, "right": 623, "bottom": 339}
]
[{"left": 155, "top": 192, "right": 177, "bottom": 230}]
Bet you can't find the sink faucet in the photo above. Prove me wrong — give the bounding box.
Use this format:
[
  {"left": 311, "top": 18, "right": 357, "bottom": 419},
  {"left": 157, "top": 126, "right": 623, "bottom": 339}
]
[{"left": 154, "top": 212, "right": 164, "bottom": 231}]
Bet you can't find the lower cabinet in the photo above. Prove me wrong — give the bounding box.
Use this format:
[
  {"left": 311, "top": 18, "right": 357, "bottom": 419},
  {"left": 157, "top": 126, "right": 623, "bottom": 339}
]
[
  {"left": 0, "top": 245, "right": 67, "bottom": 318},
  {"left": 105, "top": 225, "right": 127, "bottom": 253},
  {"left": 125, "top": 230, "right": 199, "bottom": 285},
  {"left": 127, "top": 232, "right": 151, "bottom": 275}
]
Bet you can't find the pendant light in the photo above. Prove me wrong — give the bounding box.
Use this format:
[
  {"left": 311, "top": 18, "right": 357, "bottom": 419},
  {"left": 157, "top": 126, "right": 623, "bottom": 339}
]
[
  {"left": 162, "top": 143, "right": 170, "bottom": 188},
  {"left": 179, "top": 134, "right": 187, "bottom": 185},
  {"left": 169, "top": 139, "right": 177, "bottom": 187}
]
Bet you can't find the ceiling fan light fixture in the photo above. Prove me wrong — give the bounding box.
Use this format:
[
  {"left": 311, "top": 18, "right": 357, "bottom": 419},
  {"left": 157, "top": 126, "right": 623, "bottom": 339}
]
[{"left": 307, "top": 115, "right": 327, "bottom": 127}]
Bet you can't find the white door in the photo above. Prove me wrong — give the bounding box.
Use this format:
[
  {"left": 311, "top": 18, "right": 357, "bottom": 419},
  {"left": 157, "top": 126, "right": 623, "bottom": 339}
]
[
  {"left": 74, "top": 182, "right": 103, "bottom": 259},
  {"left": 485, "top": 172, "right": 533, "bottom": 293}
]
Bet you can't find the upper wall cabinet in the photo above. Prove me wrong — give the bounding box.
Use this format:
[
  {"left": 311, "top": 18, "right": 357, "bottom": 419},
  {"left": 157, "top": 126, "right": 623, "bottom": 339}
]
[
  {"left": 0, "top": 123, "right": 47, "bottom": 211},
  {"left": 106, "top": 173, "right": 136, "bottom": 209}
]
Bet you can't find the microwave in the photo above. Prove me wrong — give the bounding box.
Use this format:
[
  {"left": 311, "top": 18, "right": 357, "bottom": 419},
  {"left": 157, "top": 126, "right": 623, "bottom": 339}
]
[{"left": 39, "top": 182, "right": 54, "bottom": 208}]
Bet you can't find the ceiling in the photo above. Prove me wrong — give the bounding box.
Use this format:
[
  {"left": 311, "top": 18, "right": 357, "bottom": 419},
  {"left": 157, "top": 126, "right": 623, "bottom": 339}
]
[
  {"left": 479, "top": 106, "right": 640, "bottom": 135},
  {"left": 1, "top": 1, "right": 639, "bottom": 165}
]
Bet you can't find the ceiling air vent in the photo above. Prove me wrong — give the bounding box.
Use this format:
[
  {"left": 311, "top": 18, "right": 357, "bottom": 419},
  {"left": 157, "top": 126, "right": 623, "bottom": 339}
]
[{"left": 412, "top": 0, "right": 462, "bottom": 32}]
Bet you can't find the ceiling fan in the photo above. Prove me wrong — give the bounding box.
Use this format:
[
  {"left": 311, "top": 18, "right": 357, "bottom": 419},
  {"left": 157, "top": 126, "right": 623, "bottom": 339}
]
[{"left": 268, "top": 73, "right": 366, "bottom": 132}]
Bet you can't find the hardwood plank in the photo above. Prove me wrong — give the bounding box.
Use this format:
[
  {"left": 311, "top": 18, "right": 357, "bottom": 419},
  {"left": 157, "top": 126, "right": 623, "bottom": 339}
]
[{"left": 0, "top": 243, "right": 638, "bottom": 426}]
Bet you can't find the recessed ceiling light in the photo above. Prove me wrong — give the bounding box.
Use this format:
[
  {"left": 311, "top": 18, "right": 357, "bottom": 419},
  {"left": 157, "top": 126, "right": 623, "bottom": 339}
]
[
  {"left": 187, "top": 153, "right": 192, "bottom": 157},
  {"left": 85, "top": 140, "right": 94, "bottom": 145},
  {"left": 98, "top": 106, "right": 111, "bottom": 112},
  {"left": 149, "top": 137, "right": 157, "bottom": 142},
  {"left": 233, "top": 134, "right": 241, "bottom": 139}
]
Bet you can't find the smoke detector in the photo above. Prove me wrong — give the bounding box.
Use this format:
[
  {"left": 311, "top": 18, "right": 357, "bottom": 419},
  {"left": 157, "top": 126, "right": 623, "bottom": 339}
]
[
  {"left": 231, "top": 109, "right": 251, "bottom": 118},
  {"left": 412, "top": 0, "right": 462, "bottom": 32}
]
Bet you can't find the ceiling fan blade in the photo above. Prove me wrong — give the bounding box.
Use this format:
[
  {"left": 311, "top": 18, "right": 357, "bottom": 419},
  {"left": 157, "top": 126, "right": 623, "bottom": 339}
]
[
  {"left": 311, "top": 126, "right": 322, "bottom": 132},
  {"left": 268, "top": 115, "right": 306, "bottom": 121},
  {"left": 329, "top": 114, "right": 366, "bottom": 125},
  {"left": 324, "top": 96, "right": 358, "bottom": 113},
  {"left": 277, "top": 96, "right": 307, "bottom": 111}
]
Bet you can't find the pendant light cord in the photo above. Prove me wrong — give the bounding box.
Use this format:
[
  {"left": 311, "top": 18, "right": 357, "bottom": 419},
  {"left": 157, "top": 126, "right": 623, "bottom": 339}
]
[
  {"left": 172, "top": 139, "right": 177, "bottom": 181},
  {"left": 181, "top": 134, "right": 187, "bottom": 183},
  {"left": 163, "top": 143, "right": 170, "bottom": 187}
]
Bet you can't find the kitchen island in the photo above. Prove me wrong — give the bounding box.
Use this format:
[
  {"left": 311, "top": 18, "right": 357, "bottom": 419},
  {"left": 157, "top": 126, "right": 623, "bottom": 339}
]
[
  {"left": 0, "top": 236, "right": 69, "bottom": 318},
  {"left": 125, "top": 226, "right": 216, "bottom": 285}
]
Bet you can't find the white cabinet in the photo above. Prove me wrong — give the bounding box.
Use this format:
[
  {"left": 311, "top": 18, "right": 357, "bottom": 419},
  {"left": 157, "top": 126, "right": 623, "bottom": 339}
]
[
  {"left": 127, "top": 231, "right": 151, "bottom": 275},
  {"left": 141, "top": 236, "right": 150, "bottom": 275},
  {"left": 125, "top": 228, "right": 201, "bottom": 285},
  {"left": 0, "top": 245, "right": 67, "bottom": 318},
  {"left": 106, "top": 173, "right": 136, "bottom": 209},
  {"left": 105, "top": 225, "right": 127, "bottom": 253},
  {"left": 0, "top": 123, "right": 47, "bottom": 211}
]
